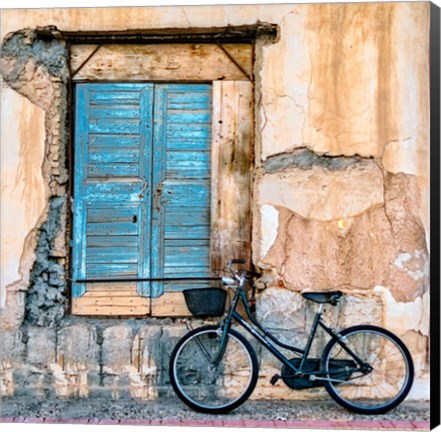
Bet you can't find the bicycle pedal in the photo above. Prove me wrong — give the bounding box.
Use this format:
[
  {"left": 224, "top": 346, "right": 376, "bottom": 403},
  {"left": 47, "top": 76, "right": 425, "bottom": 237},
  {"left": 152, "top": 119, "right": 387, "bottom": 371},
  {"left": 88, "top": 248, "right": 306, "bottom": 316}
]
[{"left": 270, "top": 374, "right": 280, "bottom": 385}]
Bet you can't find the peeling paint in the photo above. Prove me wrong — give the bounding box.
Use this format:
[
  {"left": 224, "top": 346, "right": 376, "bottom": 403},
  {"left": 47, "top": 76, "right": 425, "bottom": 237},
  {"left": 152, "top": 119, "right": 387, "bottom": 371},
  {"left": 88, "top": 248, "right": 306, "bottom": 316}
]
[
  {"left": 374, "top": 286, "right": 429, "bottom": 337},
  {"left": 260, "top": 204, "right": 279, "bottom": 258},
  {"left": 394, "top": 250, "right": 429, "bottom": 281}
]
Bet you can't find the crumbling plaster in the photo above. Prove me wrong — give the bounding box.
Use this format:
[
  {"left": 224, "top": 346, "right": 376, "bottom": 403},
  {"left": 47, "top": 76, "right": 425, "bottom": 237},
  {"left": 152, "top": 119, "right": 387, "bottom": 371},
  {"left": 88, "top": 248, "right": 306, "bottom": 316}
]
[
  {"left": 0, "top": 2, "right": 431, "bottom": 400},
  {"left": 0, "top": 28, "right": 70, "bottom": 327}
]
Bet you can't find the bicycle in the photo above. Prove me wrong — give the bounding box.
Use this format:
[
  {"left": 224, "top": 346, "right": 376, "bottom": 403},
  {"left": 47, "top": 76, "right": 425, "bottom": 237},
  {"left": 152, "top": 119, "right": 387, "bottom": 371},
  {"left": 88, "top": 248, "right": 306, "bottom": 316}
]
[{"left": 169, "top": 259, "right": 414, "bottom": 415}]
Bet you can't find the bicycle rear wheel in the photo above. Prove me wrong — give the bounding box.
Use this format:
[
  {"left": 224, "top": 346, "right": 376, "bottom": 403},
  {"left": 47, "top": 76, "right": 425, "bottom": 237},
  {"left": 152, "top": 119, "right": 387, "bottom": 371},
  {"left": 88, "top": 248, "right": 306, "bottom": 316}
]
[
  {"left": 321, "top": 325, "right": 414, "bottom": 414},
  {"left": 169, "top": 325, "right": 259, "bottom": 414}
]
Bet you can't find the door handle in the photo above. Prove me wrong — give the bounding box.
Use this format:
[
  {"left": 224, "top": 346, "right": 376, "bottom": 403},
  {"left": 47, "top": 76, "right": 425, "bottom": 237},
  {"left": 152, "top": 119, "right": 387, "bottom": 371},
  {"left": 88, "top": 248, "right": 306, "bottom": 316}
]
[
  {"left": 138, "top": 181, "right": 148, "bottom": 198},
  {"left": 154, "top": 182, "right": 163, "bottom": 212}
]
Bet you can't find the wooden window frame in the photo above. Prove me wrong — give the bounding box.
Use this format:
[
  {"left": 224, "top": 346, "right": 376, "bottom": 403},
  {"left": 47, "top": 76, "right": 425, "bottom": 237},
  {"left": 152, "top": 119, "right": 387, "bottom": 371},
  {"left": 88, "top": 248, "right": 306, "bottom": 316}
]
[{"left": 67, "top": 39, "right": 255, "bottom": 317}]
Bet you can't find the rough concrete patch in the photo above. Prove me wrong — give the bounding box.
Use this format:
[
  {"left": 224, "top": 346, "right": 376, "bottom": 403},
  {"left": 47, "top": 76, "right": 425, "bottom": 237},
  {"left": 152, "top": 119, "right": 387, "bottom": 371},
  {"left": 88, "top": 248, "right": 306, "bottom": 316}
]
[
  {"left": 263, "top": 148, "right": 363, "bottom": 173},
  {"left": 0, "top": 28, "right": 67, "bottom": 81},
  {"left": 25, "top": 197, "right": 68, "bottom": 327}
]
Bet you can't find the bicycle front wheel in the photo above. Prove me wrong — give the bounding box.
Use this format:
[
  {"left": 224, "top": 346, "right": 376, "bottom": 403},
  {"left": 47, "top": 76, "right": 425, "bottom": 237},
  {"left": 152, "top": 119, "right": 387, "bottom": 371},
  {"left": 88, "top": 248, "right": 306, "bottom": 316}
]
[
  {"left": 169, "top": 325, "right": 259, "bottom": 414},
  {"left": 321, "top": 325, "right": 414, "bottom": 414}
]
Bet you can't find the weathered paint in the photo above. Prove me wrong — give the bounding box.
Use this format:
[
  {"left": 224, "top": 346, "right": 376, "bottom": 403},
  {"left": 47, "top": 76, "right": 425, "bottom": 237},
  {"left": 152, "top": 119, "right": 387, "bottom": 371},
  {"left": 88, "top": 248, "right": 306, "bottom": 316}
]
[
  {"left": 211, "top": 81, "right": 253, "bottom": 270},
  {"left": 0, "top": 88, "right": 47, "bottom": 308},
  {"left": 72, "top": 83, "right": 154, "bottom": 297},
  {"left": 70, "top": 44, "right": 252, "bottom": 82},
  {"left": 73, "top": 83, "right": 212, "bottom": 300},
  {"left": 151, "top": 84, "right": 212, "bottom": 295}
]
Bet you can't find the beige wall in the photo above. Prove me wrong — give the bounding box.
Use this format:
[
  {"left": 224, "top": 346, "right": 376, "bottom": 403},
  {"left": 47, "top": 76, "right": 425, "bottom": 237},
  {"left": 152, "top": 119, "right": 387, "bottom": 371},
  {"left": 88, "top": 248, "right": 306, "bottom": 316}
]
[{"left": 0, "top": 2, "right": 430, "bottom": 400}]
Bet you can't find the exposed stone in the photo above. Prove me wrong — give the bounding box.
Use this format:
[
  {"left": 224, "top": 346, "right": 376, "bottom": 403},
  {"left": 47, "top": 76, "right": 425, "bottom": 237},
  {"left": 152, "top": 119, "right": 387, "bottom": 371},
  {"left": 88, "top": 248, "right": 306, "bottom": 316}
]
[
  {"left": 130, "top": 326, "right": 162, "bottom": 399},
  {"left": 256, "top": 288, "right": 307, "bottom": 332},
  {"left": 0, "top": 28, "right": 68, "bottom": 83},
  {"left": 401, "top": 330, "right": 428, "bottom": 377},
  {"left": 12, "top": 365, "right": 54, "bottom": 398},
  {"left": 0, "top": 360, "right": 15, "bottom": 396},
  {"left": 263, "top": 148, "right": 363, "bottom": 173},
  {"left": 160, "top": 326, "right": 187, "bottom": 386},
  {"left": 51, "top": 323, "right": 100, "bottom": 397}
]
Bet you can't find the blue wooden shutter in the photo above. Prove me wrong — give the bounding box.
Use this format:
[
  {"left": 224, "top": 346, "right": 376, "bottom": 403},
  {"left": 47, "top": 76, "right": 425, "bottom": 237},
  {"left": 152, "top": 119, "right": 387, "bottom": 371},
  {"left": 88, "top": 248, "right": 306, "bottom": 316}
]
[
  {"left": 149, "top": 84, "right": 212, "bottom": 297},
  {"left": 72, "top": 83, "right": 154, "bottom": 297}
]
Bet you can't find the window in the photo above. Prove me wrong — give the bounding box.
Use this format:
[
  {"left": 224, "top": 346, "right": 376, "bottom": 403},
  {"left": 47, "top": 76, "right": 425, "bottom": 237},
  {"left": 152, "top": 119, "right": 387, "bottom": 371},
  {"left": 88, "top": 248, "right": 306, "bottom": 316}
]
[{"left": 69, "top": 43, "right": 253, "bottom": 316}]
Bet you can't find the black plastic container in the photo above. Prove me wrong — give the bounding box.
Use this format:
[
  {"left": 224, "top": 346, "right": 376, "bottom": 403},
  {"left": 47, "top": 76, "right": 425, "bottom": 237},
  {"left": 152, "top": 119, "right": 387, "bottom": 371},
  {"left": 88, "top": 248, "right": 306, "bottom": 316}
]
[{"left": 183, "top": 287, "right": 227, "bottom": 317}]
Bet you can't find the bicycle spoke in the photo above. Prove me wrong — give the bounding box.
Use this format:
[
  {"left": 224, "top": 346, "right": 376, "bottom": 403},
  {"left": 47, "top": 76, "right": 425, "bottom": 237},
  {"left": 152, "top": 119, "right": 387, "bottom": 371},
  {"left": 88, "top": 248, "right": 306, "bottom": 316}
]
[
  {"left": 171, "top": 327, "right": 258, "bottom": 413},
  {"left": 322, "top": 326, "right": 413, "bottom": 414}
]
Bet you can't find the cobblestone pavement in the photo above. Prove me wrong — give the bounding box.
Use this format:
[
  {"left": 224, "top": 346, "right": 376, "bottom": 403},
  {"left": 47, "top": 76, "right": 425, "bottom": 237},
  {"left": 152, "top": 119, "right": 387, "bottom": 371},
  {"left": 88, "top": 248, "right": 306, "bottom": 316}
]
[{"left": 0, "top": 397, "right": 431, "bottom": 430}]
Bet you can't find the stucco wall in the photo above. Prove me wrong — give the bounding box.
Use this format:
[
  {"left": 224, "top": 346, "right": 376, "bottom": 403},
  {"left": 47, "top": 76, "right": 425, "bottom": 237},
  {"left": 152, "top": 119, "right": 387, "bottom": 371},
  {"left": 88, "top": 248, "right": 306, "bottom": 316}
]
[{"left": 0, "top": 2, "right": 430, "bottom": 400}]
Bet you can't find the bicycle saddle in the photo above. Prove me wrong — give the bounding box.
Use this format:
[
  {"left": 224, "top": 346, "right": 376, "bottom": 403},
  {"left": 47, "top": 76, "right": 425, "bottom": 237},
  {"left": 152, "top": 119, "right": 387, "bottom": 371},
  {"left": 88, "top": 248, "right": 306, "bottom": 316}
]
[{"left": 301, "top": 291, "right": 343, "bottom": 305}]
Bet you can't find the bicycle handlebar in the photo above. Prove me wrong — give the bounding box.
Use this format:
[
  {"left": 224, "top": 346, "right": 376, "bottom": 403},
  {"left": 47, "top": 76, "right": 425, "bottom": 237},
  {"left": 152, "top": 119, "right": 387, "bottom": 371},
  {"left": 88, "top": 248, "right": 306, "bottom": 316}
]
[{"left": 224, "top": 259, "right": 261, "bottom": 282}]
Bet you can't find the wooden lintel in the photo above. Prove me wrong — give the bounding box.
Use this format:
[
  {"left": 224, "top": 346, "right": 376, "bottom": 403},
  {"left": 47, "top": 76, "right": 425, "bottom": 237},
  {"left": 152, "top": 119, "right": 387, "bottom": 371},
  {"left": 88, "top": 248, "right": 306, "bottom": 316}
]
[{"left": 61, "top": 24, "right": 278, "bottom": 44}]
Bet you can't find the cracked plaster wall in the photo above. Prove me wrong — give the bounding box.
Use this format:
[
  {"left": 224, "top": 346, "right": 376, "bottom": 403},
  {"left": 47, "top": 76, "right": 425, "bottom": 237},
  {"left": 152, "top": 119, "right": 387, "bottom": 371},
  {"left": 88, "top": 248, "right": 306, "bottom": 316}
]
[{"left": 0, "top": 2, "right": 431, "bottom": 400}]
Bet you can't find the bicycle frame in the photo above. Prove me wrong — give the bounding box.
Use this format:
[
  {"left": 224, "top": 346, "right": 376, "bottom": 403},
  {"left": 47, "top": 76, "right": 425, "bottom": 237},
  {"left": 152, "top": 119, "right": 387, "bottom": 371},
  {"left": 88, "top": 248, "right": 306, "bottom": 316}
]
[{"left": 216, "top": 283, "right": 368, "bottom": 382}]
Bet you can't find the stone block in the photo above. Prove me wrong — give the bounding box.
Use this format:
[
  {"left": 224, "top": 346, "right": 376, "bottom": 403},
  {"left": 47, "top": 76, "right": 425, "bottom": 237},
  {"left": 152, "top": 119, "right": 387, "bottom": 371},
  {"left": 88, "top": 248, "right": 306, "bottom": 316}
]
[
  {"left": 87, "top": 370, "right": 101, "bottom": 387},
  {"left": 0, "top": 329, "right": 25, "bottom": 362},
  {"left": 88, "top": 388, "right": 109, "bottom": 398},
  {"left": 12, "top": 365, "right": 53, "bottom": 398},
  {"left": 339, "top": 294, "right": 383, "bottom": 328},
  {"left": 255, "top": 288, "right": 311, "bottom": 358},
  {"left": 57, "top": 323, "right": 99, "bottom": 365},
  {"left": 256, "top": 288, "right": 307, "bottom": 331},
  {"left": 102, "top": 373, "right": 130, "bottom": 387},
  {"left": 102, "top": 325, "right": 133, "bottom": 372},
  {"left": 160, "top": 325, "right": 188, "bottom": 385},
  {"left": 27, "top": 326, "right": 56, "bottom": 365},
  {"left": 0, "top": 361, "right": 15, "bottom": 396},
  {"left": 138, "top": 325, "right": 161, "bottom": 375},
  {"left": 230, "top": 325, "right": 262, "bottom": 358}
]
